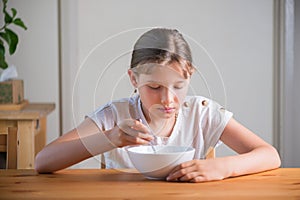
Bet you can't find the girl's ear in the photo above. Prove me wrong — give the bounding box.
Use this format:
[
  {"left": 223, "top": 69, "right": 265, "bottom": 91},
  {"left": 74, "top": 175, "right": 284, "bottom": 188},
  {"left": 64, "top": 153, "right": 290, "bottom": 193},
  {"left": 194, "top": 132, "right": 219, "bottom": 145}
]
[{"left": 128, "top": 69, "right": 138, "bottom": 88}]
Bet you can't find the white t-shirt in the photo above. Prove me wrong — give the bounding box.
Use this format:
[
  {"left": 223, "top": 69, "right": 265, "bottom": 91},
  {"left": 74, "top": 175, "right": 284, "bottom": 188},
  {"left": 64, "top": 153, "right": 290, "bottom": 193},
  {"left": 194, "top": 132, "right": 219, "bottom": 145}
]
[{"left": 87, "top": 95, "right": 233, "bottom": 169}]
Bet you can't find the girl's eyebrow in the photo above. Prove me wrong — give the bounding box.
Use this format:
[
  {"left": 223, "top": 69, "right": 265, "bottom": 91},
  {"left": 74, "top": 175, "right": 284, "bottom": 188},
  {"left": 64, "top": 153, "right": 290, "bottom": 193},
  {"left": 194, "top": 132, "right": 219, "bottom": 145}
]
[
  {"left": 145, "top": 80, "right": 186, "bottom": 85},
  {"left": 175, "top": 81, "right": 186, "bottom": 84}
]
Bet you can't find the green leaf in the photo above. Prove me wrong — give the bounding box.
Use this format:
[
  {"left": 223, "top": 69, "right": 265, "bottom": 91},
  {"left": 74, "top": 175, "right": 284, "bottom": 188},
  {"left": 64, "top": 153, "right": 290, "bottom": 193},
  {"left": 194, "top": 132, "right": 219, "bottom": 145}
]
[
  {"left": 0, "top": 60, "right": 8, "bottom": 70},
  {"left": 0, "top": 42, "right": 8, "bottom": 69},
  {"left": 0, "top": 40, "right": 4, "bottom": 52},
  {"left": 4, "top": 11, "right": 13, "bottom": 24},
  {"left": 11, "top": 8, "right": 17, "bottom": 18},
  {"left": 5, "top": 28, "right": 18, "bottom": 55},
  {"left": 0, "top": 42, "right": 5, "bottom": 56},
  {"left": 0, "top": 32, "right": 10, "bottom": 46},
  {"left": 13, "top": 18, "right": 27, "bottom": 30}
]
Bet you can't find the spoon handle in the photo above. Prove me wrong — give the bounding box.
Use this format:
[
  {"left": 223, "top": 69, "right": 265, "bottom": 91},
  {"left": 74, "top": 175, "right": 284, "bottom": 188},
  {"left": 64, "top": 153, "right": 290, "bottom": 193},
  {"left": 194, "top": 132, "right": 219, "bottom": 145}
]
[{"left": 138, "top": 119, "right": 156, "bottom": 152}]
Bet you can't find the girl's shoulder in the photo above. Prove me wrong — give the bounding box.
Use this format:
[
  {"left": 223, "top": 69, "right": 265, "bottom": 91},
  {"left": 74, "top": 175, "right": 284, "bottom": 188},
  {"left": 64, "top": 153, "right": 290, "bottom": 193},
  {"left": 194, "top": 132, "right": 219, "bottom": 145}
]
[
  {"left": 88, "top": 95, "right": 141, "bottom": 123},
  {"left": 93, "top": 95, "right": 139, "bottom": 113},
  {"left": 183, "top": 96, "right": 230, "bottom": 115},
  {"left": 184, "top": 96, "right": 212, "bottom": 107},
  {"left": 87, "top": 95, "right": 140, "bottom": 129}
]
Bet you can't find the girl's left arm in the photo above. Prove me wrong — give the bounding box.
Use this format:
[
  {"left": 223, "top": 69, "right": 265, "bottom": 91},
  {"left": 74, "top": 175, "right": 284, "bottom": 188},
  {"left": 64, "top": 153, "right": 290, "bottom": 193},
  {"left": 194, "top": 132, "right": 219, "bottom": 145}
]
[{"left": 167, "top": 118, "right": 281, "bottom": 182}]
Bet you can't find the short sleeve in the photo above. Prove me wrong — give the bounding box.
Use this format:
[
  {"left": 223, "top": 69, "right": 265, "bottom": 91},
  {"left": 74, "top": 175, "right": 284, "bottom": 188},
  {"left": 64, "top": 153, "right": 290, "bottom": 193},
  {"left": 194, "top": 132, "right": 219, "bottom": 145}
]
[
  {"left": 86, "top": 103, "right": 116, "bottom": 131},
  {"left": 201, "top": 99, "right": 233, "bottom": 155}
]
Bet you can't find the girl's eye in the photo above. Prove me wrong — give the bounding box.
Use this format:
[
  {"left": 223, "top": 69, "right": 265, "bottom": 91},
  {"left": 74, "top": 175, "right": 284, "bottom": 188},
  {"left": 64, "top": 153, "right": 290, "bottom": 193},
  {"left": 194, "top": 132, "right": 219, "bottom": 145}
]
[
  {"left": 148, "top": 85, "right": 161, "bottom": 90},
  {"left": 174, "top": 86, "right": 183, "bottom": 89},
  {"left": 174, "top": 84, "right": 185, "bottom": 89}
]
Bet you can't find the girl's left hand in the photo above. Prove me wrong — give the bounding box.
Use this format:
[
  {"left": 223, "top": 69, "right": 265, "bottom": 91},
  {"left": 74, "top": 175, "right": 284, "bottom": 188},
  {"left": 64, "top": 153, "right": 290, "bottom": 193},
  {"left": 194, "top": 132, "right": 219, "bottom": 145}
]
[{"left": 166, "top": 159, "right": 229, "bottom": 183}]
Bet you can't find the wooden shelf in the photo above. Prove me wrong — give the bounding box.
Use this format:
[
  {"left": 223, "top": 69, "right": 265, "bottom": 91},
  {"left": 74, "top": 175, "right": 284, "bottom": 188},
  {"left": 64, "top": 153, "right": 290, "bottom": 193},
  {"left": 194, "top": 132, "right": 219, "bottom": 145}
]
[
  {"left": 0, "top": 100, "right": 29, "bottom": 111},
  {"left": 0, "top": 102, "right": 55, "bottom": 120}
]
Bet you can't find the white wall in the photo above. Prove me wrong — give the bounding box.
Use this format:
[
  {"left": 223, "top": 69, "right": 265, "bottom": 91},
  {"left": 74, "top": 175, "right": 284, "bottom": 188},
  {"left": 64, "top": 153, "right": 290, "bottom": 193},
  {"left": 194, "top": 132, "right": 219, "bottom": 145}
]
[
  {"left": 60, "top": 0, "right": 79, "bottom": 133},
  {"left": 62, "top": 0, "right": 274, "bottom": 167},
  {"left": 7, "top": 0, "right": 60, "bottom": 143}
]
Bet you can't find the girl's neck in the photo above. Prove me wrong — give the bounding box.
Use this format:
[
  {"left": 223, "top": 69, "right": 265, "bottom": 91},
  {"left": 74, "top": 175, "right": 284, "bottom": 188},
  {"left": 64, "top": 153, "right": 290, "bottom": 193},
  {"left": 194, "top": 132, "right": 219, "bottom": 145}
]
[{"left": 146, "top": 113, "right": 177, "bottom": 137}]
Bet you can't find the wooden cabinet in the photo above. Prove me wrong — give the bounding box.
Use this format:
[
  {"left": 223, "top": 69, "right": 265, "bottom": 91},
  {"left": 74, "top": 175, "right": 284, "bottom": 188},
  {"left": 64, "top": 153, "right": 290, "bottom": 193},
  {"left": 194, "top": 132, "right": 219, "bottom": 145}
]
[{"left": 0, "top": 103, "right": 55, "bottom": 169}]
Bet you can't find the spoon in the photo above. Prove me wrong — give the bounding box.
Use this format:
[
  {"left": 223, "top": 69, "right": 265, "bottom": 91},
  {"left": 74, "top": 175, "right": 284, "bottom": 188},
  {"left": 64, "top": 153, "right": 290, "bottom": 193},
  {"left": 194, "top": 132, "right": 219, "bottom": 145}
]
[{"left": 138, "top": 119, "right": 157, "bottom": 153}]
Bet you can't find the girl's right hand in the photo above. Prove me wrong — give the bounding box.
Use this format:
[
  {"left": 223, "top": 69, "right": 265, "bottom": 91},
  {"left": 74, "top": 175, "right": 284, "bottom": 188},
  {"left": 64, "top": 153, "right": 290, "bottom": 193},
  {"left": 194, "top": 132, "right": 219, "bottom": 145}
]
[{"left": 105, "top": 119, "right": 154, "bottom": 147}]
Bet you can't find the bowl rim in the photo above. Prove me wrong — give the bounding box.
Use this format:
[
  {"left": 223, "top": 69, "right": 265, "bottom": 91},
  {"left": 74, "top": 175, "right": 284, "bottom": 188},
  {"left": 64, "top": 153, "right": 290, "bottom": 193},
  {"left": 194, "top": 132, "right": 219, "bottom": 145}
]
[{"left": 125, "top": 145, "right": 195, "bottom": 155}]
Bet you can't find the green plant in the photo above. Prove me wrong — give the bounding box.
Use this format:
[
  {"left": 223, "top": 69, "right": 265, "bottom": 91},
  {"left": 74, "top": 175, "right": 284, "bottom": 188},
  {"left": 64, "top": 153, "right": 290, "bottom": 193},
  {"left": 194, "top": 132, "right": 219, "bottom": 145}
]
[{"left": 0, "top": 0, "right": 27, "bottom": 70}]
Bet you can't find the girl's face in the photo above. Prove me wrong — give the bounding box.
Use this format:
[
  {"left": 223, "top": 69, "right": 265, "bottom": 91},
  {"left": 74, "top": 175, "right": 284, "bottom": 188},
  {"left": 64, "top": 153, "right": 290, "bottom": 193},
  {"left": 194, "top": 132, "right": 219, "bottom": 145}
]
[{"left": 128, "top": 63, "right": 190, "bottom": 121}]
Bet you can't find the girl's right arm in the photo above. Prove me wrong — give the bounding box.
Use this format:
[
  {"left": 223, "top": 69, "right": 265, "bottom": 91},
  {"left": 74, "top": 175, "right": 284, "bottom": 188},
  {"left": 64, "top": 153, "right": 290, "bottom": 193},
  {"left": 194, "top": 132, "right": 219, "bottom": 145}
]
[{"left": 35, "top": 118, "right": 152, "bottom": 173}]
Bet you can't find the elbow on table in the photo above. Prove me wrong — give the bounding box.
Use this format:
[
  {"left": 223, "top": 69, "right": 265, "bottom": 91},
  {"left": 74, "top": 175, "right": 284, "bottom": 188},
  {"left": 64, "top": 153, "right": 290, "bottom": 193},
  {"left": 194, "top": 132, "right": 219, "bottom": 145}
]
[
  {"left": 34, "top": 151, "right": 54, "bottom": 174},
  {"left": 270, "top": 145, "right": 282, "bottom": 169}
]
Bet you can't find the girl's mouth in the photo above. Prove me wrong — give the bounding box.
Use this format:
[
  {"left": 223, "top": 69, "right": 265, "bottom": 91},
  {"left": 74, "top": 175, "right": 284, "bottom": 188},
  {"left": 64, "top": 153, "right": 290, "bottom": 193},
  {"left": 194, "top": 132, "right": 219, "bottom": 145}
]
[{"left": 160, "top": 107, "right": 175, "bottom": 113}]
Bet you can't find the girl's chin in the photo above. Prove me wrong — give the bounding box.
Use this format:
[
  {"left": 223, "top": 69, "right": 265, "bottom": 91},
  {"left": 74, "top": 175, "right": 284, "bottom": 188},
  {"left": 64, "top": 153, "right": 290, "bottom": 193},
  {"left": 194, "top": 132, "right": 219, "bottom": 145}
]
[
  {"left": 158, "top": 112, "right": 176, "bottom": 119},
  {"left": 148, "top": 108, "right": 178, "bottom": 119}
]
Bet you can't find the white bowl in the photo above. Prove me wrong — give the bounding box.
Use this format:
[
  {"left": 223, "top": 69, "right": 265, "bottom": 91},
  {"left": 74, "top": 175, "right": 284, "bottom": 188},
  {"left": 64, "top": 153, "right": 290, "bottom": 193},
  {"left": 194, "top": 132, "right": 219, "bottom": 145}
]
[{"left": 126, "top": 145, "right": 195, "bottom": 180}]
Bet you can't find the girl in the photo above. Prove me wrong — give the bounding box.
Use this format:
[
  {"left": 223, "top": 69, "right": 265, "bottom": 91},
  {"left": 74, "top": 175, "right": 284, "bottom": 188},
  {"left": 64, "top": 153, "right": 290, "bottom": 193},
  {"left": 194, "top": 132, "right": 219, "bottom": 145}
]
[{"left": 35, "top": 28, "right": 281, "bottom": 182}]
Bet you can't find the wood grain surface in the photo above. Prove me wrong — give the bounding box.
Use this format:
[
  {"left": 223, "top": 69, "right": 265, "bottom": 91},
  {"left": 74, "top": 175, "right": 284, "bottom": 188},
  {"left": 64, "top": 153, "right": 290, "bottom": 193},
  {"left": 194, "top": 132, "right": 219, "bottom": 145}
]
[{"left": 0, "top": 168, "right": 299, "bottom": 199}]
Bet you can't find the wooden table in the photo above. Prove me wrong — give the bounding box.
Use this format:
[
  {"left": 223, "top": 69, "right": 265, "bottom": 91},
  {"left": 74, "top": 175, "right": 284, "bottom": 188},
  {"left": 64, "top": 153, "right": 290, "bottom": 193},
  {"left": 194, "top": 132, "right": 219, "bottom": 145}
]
[
  {"left": 0, "top": 168, "right": 299, "bottom": 199},
  {"left": 0, "top": 103, "right": 55, "bottom": 169}
]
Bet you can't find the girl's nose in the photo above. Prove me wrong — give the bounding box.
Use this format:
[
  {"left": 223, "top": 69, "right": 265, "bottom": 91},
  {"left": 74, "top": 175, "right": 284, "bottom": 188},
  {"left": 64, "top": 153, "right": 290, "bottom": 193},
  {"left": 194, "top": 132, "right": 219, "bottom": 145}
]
[{"left": 160, "top": 87, "right": 174, "bottom": 105}]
